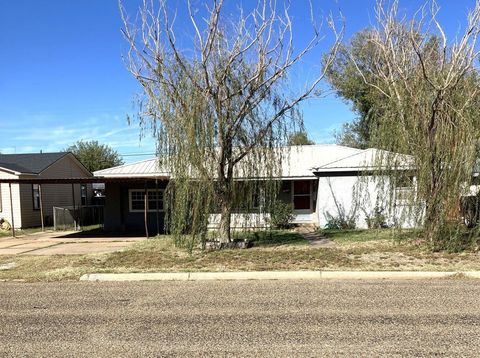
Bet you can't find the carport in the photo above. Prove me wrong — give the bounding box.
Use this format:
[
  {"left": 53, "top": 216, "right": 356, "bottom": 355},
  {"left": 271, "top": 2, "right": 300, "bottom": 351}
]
[{"left": 0, "top": 176, "right": 168, "bottom": 239}]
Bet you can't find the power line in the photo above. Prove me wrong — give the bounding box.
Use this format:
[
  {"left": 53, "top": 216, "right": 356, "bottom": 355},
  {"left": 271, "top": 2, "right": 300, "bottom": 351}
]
[{"left": 119, "top": 152, "right": 157, "bottom": 157}]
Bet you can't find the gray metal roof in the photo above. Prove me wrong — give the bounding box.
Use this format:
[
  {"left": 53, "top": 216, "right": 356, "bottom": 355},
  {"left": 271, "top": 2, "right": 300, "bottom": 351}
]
[
  {"left": 0, "top": 152, "right": 69, "bottom": 174},
  {"left": 93, "top": 145, "right": 367, "bottom": 179},
  {"left": 313, "top": 148, "right": 414, "bottom": 172},
  {"left": 94, "top": 157, "right": 168, "bottom": 178}
]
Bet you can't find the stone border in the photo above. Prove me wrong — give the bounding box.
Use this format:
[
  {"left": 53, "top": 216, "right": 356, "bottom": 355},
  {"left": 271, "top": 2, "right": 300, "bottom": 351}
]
[{"left": 79, "top": 270, "right": 480, "bottom": 282}]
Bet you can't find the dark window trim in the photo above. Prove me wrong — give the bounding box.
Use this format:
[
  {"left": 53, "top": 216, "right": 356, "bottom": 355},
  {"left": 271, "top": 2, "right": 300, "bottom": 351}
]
[
  {"left": 80, "top": 184, "right": 87, "bottom": 206},
  {"left": 128, "top": 189, "right": 165, "bottom": 213},
  {"left": 292, "top": 180, "right": 313, "bottom": 211},
  {"left": 32, "top": 184, "right": 40, "bottom": 211}
]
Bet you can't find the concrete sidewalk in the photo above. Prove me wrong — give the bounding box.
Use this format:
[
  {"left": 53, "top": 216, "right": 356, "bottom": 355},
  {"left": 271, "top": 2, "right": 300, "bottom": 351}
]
[
  {"left": 80, "top": 270, "right": 480, "bottom": 282},
  {"left": 0, "top": 231, "right": 145, "bottom": 255}
]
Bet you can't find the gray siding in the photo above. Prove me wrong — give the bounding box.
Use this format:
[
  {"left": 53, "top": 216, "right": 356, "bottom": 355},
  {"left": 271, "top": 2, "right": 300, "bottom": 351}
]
[
  {"left": 104, "top": 181, "right": 167, "bottom": 234},
  {"left": 104, "top": 182, "right": 122, "bottom": 231},
  {"left": 1, "top": 154, "right": 93, "bottom": 229},
  {"left": 18, "top": 183, "right": 88, "bottom": 228},
  {"left": 20, "top": 155, "right": 92, "bottom": 228}
]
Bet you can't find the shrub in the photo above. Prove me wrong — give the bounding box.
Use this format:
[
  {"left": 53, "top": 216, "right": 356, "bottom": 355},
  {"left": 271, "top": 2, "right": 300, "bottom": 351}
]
[
  {"left": 269, "top": 201, "right": 295, "bottom": 229},
  {"left": 364, "top": 205, "right": 388, "bottom": 229},
  {"left": 324, "top": 212, "right": 356, "bottom": 230}
]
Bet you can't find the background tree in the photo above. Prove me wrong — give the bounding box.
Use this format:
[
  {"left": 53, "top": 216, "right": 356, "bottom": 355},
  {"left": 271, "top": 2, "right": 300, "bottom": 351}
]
[
  {"left": 120, "top": 0, "right": 342, "bottom": 246},
  {"left": 326, "top": 29, "right": 386, "bottom": 149},
  {"left": 288, "top": 131, "right": 315, "bottom": 145},
  {"left": 66, "top": 140, "right": 124, "bottom": 173},
  {"left": 346, "top": 0, "right": 480, "bottom": 248},
  {"left": 333, "top": 120, "right": 372, "bottom": 149}
]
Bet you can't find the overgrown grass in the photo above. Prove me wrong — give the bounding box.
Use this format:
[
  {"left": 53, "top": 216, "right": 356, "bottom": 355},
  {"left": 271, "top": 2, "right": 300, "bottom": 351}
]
[
  {"left": 2, "top": 228, "right": 480, "bottom": 282},
  {"left": 319, "top": 227, "right": 480, "bottom": 253},
  {"left": 0, "top": 236, "right": 352, "bottom": 282},
  {"left": 321, "top": 228, "right": 424, "bottom": 243}
]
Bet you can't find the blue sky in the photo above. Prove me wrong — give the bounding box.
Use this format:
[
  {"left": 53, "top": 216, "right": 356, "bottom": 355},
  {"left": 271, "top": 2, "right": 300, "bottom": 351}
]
[{"left": 0, "top": 0, "right": 476, "bottom": 163}]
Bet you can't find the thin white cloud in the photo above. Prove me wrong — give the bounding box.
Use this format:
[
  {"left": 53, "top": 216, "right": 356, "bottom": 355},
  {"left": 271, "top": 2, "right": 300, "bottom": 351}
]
[{"left": 0, "top": 111, "right": 158, "bottom": 155}]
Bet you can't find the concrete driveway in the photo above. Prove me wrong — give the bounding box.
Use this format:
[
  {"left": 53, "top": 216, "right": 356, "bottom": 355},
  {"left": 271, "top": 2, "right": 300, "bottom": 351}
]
[{"left": 0, "top": 231, "right": 145, "bottom": 255}]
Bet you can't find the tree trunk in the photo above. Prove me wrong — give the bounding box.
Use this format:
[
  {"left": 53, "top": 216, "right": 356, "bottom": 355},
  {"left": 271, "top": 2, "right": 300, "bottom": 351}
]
[
  {"left": 424, "top": 105, "right": 441, "bottom": 245},
  {"left": 216, "top": 173, "right": 233, "bottom": 244},
  {"left": 424, "top": 198, "right": 441, "bottom": 244},
  {"left": 218, "top": 196, "right": 232, "bottom": 244},
  {"left": 217, "top": 137, "right": 234, "bottom": 244}
]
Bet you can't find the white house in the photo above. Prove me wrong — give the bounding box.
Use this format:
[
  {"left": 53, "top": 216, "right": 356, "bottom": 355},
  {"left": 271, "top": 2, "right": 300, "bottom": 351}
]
[{"left": 94, "top": 145, "right": 413, "bottom": 233}]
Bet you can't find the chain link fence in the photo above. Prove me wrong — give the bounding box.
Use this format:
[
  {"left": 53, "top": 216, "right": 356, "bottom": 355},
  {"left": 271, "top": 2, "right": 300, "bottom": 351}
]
[{"left": 53, "top": 205, "right": 104, "bottom": 231}]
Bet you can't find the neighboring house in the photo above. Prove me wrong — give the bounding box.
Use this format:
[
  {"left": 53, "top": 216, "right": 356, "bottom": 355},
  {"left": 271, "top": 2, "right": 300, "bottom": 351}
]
[
  {"left": 94, "top": 145, "right": 414, "bottom": 234},
  {"left": 0, "top": 152, "right": 93, "bottom": 229}
]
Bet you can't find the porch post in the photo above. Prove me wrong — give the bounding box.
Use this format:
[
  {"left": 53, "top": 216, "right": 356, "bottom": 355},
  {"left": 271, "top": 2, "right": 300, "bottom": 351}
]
[
  {"left": 119, "top": 186, "right": 125, "bottom": 232},
  {"left": 144, "top": 181, "right": 149, "bottom": 239},
  {"left": 155, "top": 179, "right": 160, "bottom": 236},
  {"left": 71, "top": 183, "right": 76, "bottom": 230},
  {"left": 39, "top": 184, "right": 44, "bottom": 232},
  {"left": 8, "top": 183, "right": 15, "bottom": 238}
]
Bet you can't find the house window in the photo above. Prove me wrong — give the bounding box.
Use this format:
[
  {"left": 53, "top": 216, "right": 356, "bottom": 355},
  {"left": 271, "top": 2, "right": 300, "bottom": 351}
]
[
  {"left": 148, "top": 190, "right": 164, "bottom": 211},
  {"left": 394, "top": 176, "right": 415, "bottom": 202},
  {"left": 252, "top": 188, "right": 261, "bottom": 209},
  {"left": 81, "top": 184, "right": 87, "bottom": 206},
  {"left": 231, "top": 182, "right": 262, "bottom": 212},
  {"left": 32, "top": 184, "right": 40, "bottom": 210},
  {"left": 129, "top": 189, "right": 164, "bottom": 212},
  {"left": 130, "top": 190, "right": 145, "bottom": 211},
  {"left": 292, "top": 180, "right": 311, "bottom": 210}
]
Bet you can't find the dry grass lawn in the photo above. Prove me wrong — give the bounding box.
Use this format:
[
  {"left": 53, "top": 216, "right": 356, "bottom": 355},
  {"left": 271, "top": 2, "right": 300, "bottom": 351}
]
[{"left": 1, "top": 229, "right": 480, "bottom": 282}]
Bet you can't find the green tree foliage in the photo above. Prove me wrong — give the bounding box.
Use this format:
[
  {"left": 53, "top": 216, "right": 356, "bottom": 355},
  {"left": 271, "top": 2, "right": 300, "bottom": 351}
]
[
  {"left": 288, "top": 132, "right": 315, "bottom": 146},
  {"left": 346, "top": 0, "right": 480, "bottom": 249},
  {"left": 326, "top": 29, "right": 386, "bottom": 149},
  {"left": 120, "top": 0, "right": 342, "bottom": 247},
  {"left": 333, "top": 120, "right": 372, "bottom": 149},
  {"left": 66, "top": 140, "right": 123, "bottom": 173}
]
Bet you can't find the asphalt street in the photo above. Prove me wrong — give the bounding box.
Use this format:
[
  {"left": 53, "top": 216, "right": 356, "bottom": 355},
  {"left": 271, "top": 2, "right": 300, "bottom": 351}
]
[{"left": 1, "top": 279, "right": 480, "bottom": 357}]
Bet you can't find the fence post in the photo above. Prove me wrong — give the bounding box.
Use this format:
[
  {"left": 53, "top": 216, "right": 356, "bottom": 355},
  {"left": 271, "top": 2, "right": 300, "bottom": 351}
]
[{"left": 63, "top": 208, "right": 66, "bottom": 231}]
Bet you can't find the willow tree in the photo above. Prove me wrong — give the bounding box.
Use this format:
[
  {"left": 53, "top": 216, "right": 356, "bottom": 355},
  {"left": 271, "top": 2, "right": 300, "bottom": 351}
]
[
  {"left": 120, "top": 0, "right": 342, "bottom": 246},
  {"left": 347, "top": 0, "right": 480, "bottom": 248}
]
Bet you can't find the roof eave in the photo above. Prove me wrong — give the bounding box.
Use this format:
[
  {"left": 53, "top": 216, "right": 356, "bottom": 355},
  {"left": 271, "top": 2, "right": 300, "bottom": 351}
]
[
  {"left": 95, "top": 173, "right": 170, "bottom": 179},
  {"left": 0, "top": 166, "right": 21, "bottom": 175},
  {"left": 0, "top": 166, "right": 39, "bottom": 176}
]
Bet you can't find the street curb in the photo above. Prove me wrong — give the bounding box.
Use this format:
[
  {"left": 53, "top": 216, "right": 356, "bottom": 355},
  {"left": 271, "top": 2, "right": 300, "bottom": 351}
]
[{"left": 79, "top": 270, "right": 478, "bottom": 282}]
